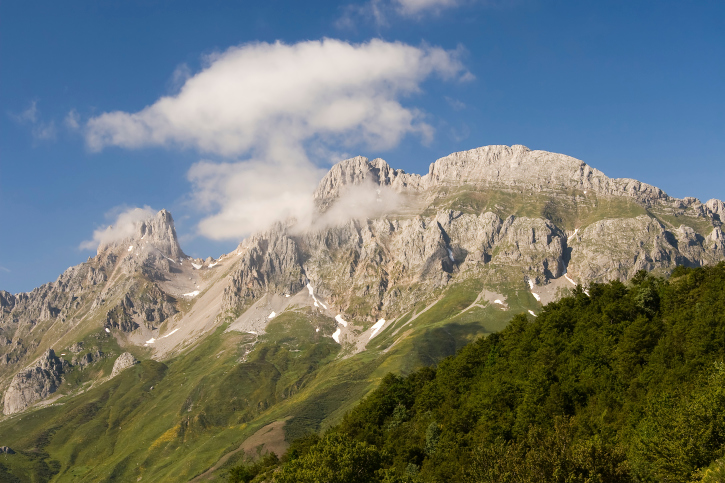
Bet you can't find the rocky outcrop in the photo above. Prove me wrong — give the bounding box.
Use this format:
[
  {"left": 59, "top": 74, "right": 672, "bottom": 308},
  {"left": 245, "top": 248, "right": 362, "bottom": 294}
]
[
  {"left": 3, "top": 349, "right": 64, "bottom": 415},
  {"left": 104, "top": 283, "right": 177, "bottom": 333},
  {"left": 224, "top": 208, "right": 571, "bottom": 320},
  {"left": 71, "top": 349, "right": 103, "bottom": 370},
  {"left": 222, "top": 223, "right": 306, "bottom": 312},
  {"left": 111, "top": 352, "right": 138, "bottom": 377},
  {"left": 0, "top": 446, "right": 15, "bottom": 454}
]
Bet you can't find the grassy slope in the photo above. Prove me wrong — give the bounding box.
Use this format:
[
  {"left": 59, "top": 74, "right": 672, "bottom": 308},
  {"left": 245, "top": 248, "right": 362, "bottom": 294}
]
[{"left": 0, "top": 270, "right": 541, "bottom": 482}]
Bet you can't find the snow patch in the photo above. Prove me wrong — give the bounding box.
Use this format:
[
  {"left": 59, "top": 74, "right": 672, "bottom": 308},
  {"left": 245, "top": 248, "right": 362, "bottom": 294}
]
[
  {"left": 335, "top": 315, "right": 348, "bottom": 327},
  {"left": 332, "top": 327, "right": 341, "bottom": 343},
  {"left": 564, "top": 274, "right": 577, "bottom": 286},
  {"left": 568, "top": 228, "right": 579, "bottom": 243},
  {"left": 494, "top": 299, "right": 504, "bottom": 305},
  {"left": 208, "top": 262, "right": 218, "bottom": 268},
  {"left": 307, "top": 282, "right": 328, "bottom": 309},
  {"left": 528, "top": 279, "right": 535, "bottom": 290},
  {"left": 532, "top": 292, "right": 541, "bottom": 302},
  {"left": 128, "top": 246, "right": 133, "bottom": 252},
  {"left": 191, "top": 263, "right": 202, "bottom": 270},
  {"left": 268, "top": 311, "right": 276, "bottom": 319},
  {"left": 284, "top": 294, "right": 290, "bottom": 298},
  {"left": 145, "top": 337, "right": 156, "bottom": 344},
  {"left": 315, "top": 327, "right": 320, "bottom": 333},
  {"left": 160, "top": 328, "right": 179, "bottom": 339},
  {"left": 183, "top": 290, "right": 200, "bottom": 298},
  {"left": 105, "top": 328, "right": 110, "bottom": 333},
  {"left": 369, "top": 319, "right": 385, "bottom": 340},
  {"left": 447, "top": 248, "right": 455, "bottom": 262},
  {"left": 165, "top": 257, "right": 176, "bottom": 264},
  {"left": 528, "top": 310, "right": 537, "bottom": 317}
]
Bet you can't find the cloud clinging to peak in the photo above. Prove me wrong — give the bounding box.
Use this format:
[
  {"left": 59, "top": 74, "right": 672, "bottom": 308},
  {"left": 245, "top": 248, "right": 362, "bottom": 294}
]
[
  {"left": 85, "top": 38, "right": 469, "bottom": 157},
  {"left": 80, "top": 206, "right": 155, "bottom": 251}
]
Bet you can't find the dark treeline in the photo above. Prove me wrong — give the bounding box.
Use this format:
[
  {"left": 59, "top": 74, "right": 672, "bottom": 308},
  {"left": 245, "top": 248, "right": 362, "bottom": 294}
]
[{"left": 231, "top": 263, "right": 725, "bottom": 482}]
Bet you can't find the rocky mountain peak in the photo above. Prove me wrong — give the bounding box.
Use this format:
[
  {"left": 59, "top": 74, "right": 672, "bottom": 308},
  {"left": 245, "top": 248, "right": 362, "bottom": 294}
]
[
  {"left": 424, "top": 145, "right": 668, "bottom": 203},
  {"left": 98, "top": 208, "right": 185, "bottom": 261},
  {"left": 313, "top": 156, "right": 423, "bottom": 210}
]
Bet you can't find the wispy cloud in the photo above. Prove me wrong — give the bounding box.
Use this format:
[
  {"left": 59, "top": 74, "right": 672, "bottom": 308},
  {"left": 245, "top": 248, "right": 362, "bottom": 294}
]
[
  {"left": 86, "top": 38, "right": 470, "bottom": 241},
  {"left": 445, "top": 96, "right": 466, "bottom": 110},
  {"left": 337, "top": 0, "right": 463, "bottom": 27},
  {"left": 80, "top": 206, "right": 156, "bottom": 251},
  {"left": 14, "top": 101, "right": 39, "bottom": 123},
  {"left": 64, "top": 109, "right": 80, "bottom": 130},
  {"left": 9, "top": 100, "right": 57, "bottom": 141},
  {"left": 0, "top": 266, "right": 10, "bottom": 273}
]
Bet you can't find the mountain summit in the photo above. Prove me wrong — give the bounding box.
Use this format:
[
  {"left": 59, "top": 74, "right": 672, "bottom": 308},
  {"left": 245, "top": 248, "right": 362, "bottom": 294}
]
[
  {"left": 97, "top": 208, "right": 186, "bottom": 261},
  {"left": 0, "top": 145, "right": 723, "bottom": 480}
]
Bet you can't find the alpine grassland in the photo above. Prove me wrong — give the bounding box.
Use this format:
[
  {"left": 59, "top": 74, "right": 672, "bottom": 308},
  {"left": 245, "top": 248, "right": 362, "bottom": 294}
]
[{"left": 0, "top": 274, "right": 528, "bottom": 481}]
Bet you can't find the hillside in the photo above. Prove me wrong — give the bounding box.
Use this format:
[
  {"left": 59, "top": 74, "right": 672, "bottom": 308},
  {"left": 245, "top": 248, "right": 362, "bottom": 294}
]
[
  {"left": 0, "top": 145, "right": 723, "bottom": 481},
  {"left": 258, "top": 263, "right": 725, "bottom": 482}
]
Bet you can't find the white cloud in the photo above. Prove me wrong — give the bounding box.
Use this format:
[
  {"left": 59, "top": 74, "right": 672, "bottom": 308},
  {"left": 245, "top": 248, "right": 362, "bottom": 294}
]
[
  {"left": 84, "top": 38, "right": 469, "bottom": 241},
  {"left": 85, "top": 38, "right": 468, "bottom": 156},
  {"left": 80, "top": 206, "right": 155, "bottom": 251},
  {"left": 188, "top": 159, "right": 325, "bottom": 240},
  {"left": 311, "top": 181, "right": 405, "bottom": 231},
  {"left": 64, "top": 109, "right": 80, "bottom": 130},
  {"left": 0, "top": 266, "right": 10, "bottom": 273}
]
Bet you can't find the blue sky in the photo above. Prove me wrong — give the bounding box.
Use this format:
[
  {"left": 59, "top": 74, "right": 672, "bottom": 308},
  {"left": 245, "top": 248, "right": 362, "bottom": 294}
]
[{"left": 1, "top": 0, "right": 723, "bottom": 293}]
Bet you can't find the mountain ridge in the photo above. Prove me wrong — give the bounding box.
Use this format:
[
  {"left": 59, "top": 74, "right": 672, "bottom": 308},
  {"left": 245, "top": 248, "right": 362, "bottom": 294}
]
[{"left": 0, "top": 144, "right": 723, "bottom": 481}]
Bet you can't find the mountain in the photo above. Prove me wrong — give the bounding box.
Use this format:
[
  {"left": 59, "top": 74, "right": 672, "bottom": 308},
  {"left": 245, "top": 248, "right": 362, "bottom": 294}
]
[{"left": 0, "top": 145, "right": 723, "bottom": 481}]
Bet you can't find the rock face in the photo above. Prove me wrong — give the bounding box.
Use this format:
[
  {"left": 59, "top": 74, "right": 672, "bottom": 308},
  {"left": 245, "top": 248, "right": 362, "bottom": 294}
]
[
  {"left": 222, "top": 145, "right": 725, "bottom": 320},
  {"left": 0, "top": 208, "right": 190, "bottom": 411},
  {"left": 104, "top": 283, "right": 177, "bottom": 333},
  {"left": 1, "top": 145, "right": 724, "bottom": 413},
  {"left": 111, "top": 352, "right": 138, "bottom": 378},
  {"left": 3, "top": 349, "right": 64, "bottom": 415}
]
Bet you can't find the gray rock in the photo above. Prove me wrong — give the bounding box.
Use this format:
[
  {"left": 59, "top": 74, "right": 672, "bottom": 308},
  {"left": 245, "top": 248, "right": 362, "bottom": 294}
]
[
  {"left": 0, "top": 446, "right": 15, "bottom": 454},
  {"left": 111, "top": 352, "right": 138, "bottom": 378},
  {"left": 68, "top": 341, "right": 84, "bottom": 353},
  {"left": 3, "top": 349, "right": 64, "bottom": 415}
]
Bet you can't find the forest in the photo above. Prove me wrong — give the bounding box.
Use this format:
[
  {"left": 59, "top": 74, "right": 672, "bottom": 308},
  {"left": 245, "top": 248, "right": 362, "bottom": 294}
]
[{"left": 230, "top": 263, "right": 725, "bottom": 482}]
